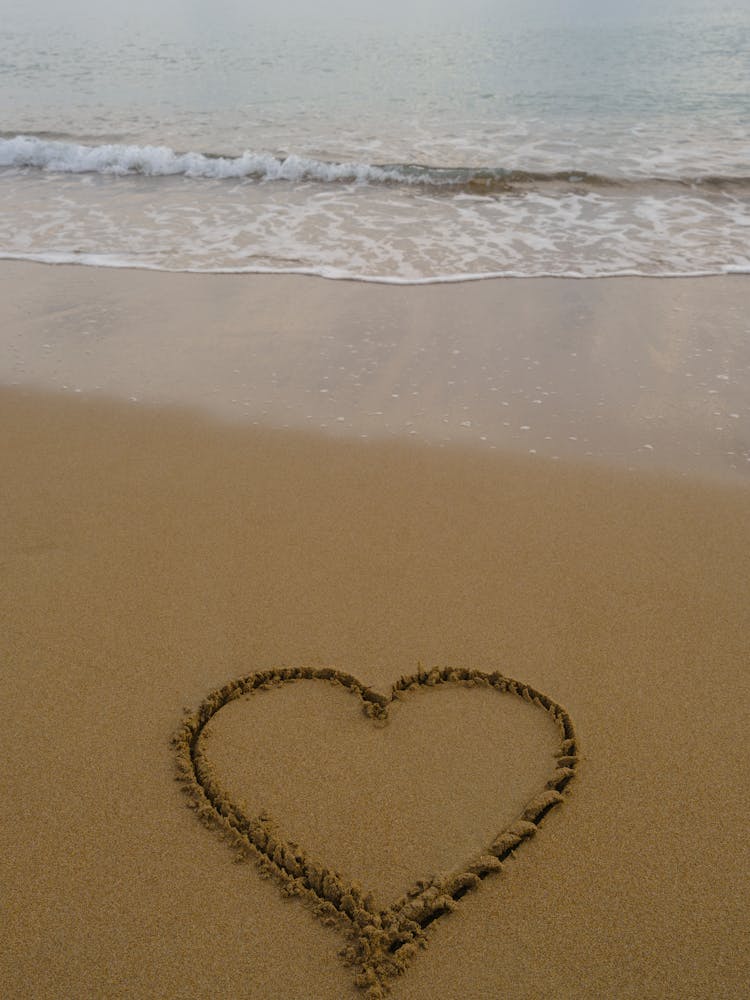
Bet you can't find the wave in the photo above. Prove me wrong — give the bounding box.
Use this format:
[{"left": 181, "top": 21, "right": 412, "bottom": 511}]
[{"left": 2, "top": 135, "right": 749, "bottom": 193}]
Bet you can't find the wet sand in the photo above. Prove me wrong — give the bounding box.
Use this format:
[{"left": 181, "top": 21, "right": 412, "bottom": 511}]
[
  {"left": 1, "top": 262, "right": 749, "bottom": 479},
  {"left": 1, "top": 264, "right": 749, "bottom": 998}
]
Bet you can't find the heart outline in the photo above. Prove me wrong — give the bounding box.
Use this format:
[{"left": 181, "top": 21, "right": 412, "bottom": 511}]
[{"left": 174, "top": 666, "right": 578, "bottom": 996}]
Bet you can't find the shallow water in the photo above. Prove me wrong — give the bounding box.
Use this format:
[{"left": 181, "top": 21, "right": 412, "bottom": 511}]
[{"left": 1, "top": 0, "right": 748, "bottom": 280}]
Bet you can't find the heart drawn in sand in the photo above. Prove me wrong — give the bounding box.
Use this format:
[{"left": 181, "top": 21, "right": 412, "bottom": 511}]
[{"left": 173, "top": 667, "right": 578, "bottom": 997}]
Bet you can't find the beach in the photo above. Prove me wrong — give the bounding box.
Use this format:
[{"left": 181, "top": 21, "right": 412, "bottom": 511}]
[
  {"left": 2, "top": 263, "right": 749, "bottom": 998},
  {"left": 2, "top": 262, "right": 749, "bottom": 479}
]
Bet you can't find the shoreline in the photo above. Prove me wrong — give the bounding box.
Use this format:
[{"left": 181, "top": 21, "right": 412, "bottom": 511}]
[{"left": 3, "top": 251, "right": 750, "bottom": 283}]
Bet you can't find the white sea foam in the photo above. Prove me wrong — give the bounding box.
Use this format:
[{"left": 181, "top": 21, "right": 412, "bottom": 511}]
[
  {"left": 0, "top": 136, "right": 430, "bottom": 184},
  {"left": 4, "top": 136, "right": 749, "bottom": 190},
  {"left": 0, "top": 251, "right": 745, "bottom": 285},
  {"left": 1, "top": 138, "right": 749, "bottom": 283}
]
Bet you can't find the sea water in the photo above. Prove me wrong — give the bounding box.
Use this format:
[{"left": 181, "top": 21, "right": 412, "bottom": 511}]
[{"left": 1, "top": 0, "right": 748, "bottom": 281}]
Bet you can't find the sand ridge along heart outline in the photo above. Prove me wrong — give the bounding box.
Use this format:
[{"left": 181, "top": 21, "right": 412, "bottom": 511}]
[{"left": 173, "top": 666, "right": 579, "bottom": 997}]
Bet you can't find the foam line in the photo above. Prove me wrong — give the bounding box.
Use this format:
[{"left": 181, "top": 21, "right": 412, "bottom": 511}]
[{"left": 1, "top": 251, "right": 746, "bottom": 284}]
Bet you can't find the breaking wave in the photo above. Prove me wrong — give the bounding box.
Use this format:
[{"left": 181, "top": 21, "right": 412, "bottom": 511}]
[{"left": 2, "top": 135, "right": 749, "bottom": 193}]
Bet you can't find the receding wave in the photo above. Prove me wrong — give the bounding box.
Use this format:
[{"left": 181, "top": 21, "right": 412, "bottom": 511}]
[{"left": 2, "top": 135, "right": 749, "bottom": 194}]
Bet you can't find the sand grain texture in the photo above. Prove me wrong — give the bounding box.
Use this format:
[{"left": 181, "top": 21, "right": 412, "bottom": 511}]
[
  {"left": 176, "top": 665, "right": 577, "bottom": 994},
  {"left": 2, "top": 388, "right": 749, "bottom": 998}
]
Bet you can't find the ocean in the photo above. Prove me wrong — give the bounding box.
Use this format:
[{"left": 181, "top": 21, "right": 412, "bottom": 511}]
[{"left": 1, "top": 0, "right": 748, "bottom": 282}]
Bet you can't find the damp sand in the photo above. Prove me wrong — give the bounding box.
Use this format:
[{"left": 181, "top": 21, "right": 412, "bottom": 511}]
[
  {"left": 2, "top": 263, "right": 750, "bottom": 480},
  {"left": 1, "top": 386, "right": 749, "bottom": 998}
]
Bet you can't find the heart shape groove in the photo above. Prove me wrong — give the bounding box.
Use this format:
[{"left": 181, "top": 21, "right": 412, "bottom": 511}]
[{"left": 174, "top": 667, "right": 578, "bottom": 997}]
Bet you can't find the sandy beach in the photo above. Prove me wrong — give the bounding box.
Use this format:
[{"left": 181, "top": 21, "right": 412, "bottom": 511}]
[
  {"left": 2, "top": 265, "right": 749, "bottom": 998},
  {"left": 2, "top": 263, "right": 749, "bottom": 479}
]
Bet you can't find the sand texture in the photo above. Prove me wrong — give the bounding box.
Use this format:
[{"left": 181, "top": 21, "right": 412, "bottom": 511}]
[
  {"left": 177, "top": 666, "right": 577, "bottom": 995},
  {"left": 2, "top": 385, "right": 749, "bottom": 999}
]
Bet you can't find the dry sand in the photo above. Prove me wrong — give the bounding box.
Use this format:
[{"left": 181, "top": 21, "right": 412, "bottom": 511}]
[{"left": 2, "top": 266, "right": 750, "bottom": 998}]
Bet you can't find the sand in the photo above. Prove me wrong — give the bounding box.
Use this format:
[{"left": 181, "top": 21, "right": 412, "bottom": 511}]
[
  {"left": 1, "top": 265, "right": 749, "bottom": 998},
  {"left": 1, "top": 262, "right": 749, "bottom": 478}
]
